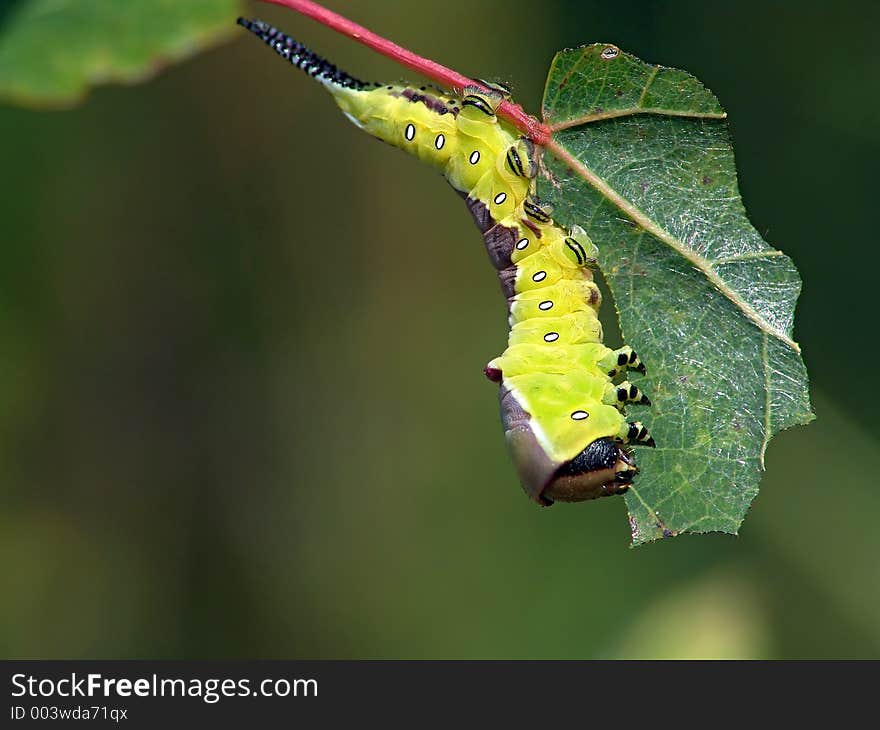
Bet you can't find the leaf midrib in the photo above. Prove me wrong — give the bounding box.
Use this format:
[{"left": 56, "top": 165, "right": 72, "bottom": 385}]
[
  {"left": 542, "top": 137, "right": 801, "bottom": 355},
  {"left": 548, "top": 106, "right": 727, "bottom": 132}
]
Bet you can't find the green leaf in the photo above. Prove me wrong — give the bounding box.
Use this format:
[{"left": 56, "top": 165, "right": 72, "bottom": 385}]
[
  {"left": 0, "top": 0, "right": 241, "bottom": 108},
  {"left": 540, "top": 44, "right": 813, "bottom": 544}
]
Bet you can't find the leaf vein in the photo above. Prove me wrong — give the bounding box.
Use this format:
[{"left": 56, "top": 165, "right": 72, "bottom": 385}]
[
  {"left": 627, "top": 484, "right": 669, "bottom": 535},
  {"left": 545, "top": 139, "right": 801, "bottom": 354},
  {"left": 548, "top": 107, "right": 727, "bottom": 132},
  {"left": 636, "top": 66, "right": 659, "bottom": 108},
  {"left": 712, "top": 250, "right": 785, "bottom": 266}
]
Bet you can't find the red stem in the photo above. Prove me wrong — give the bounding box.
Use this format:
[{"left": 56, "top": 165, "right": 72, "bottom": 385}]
[{"left": 257, "top": 0, "right": 552, "bottom": 145}]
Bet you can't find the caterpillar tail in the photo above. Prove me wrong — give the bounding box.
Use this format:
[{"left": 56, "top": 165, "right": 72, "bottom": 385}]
[
  {"left": 239, "top": 19, "right": 654, "bottom": 506},
  {"left": 237, "top": 18, "right": 370, "bottom": 92}
]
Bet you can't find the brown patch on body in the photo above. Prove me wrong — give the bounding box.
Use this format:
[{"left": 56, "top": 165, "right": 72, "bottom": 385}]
[
  {"left": 395, "top": 87, "right": 458, "bottom": 116},
  {"left": 520, "top": 219, "right": 543, "bottom": 237},
  {"left": 457, "top": 192, "right": 520, "bottom": 303},
  {"left": 462, "top": 196, "right": 518, "bottom": 270},
  {"left": 497, "top": 267, "right": 517, "bottom": 299}
]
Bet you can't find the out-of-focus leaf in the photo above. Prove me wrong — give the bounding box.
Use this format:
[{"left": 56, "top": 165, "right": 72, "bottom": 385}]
[
  {"left": 611, "top": 571, "right": 770, "bottom": 658},
  {"left": 0, "top": 0, "right": 241, "bottom": 108},
  {"left": 752, "top": 391, "right": 880, "bottom": 644},
  {"left": 540, "top": 44, "right": 813, "bottom": 543}
]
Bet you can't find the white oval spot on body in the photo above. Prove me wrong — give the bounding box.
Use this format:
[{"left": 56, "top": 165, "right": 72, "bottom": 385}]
[
  {"left": 494, "top": 192, "right": 507, "bottom": 205},
  {"left": 532, "top": 271, "right": 547, "bottom": 282},
  {"left": 469, "top": 150, "right": 480, "bottom": 164},
  {"left": 515, "top": 238, "right": 529, "bottom": 250},
  {"left": 544, "top": 332, "right": 559, "bottom": 343},
  {"left": 571, "top": 410, "right": 589, "bottom": 421},
  {"left": 405, "top": 123, "right": 416, "bottom": 141},
  {"left": 435, "top": 133, "right": 445, "bottom": 150},
  {"left": 538, "top": 300, "right": 553, "bottom": 311}
]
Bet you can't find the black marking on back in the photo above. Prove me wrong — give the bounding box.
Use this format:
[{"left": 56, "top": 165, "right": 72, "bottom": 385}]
[
  {"left": 238, "top": 18, "right": 368, "bottom": 90},
  {"left": 506, "top": 147, "right": 526, "bottom": 177},
  {"left": 524, "top": 199, "right": 552, "bottom": 223},
  {"left": 462, "top": 95, "right": 496, "bottom": 116},
  {"left": 565, "top": 237, "right": 588, "bottom": 265}
]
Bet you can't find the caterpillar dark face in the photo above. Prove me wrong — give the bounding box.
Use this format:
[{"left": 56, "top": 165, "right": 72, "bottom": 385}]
[{"left": 239, "top": 18, "right": 654, "bottom": 505}]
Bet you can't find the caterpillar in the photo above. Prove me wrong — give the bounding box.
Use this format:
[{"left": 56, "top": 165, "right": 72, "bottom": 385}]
[{"left": 239, "top": 18, "right": 655, "bottom": 505}]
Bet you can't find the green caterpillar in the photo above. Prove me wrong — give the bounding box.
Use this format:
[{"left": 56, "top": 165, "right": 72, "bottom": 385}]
[{"left": 239, "top": 18, "right": 655, "bottom": 505}]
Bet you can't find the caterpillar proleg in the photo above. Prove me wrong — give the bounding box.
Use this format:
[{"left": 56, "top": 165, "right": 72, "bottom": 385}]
[{"left": 239, "top": 18, "right": 655, "bottom": 505}]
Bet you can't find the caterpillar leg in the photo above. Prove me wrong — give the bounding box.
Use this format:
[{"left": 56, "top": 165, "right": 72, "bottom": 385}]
[
  {"left": 603, "top": 381, "right": 651, "bottom": 409},
  {"left": 599, "top": 346, "right": 647, "bottom": 377},
  {"left": 616, "top": 420, "right": 656, "bottom": 448}
]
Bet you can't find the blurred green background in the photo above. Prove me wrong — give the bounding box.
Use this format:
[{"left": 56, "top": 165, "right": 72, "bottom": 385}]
[{"left": 1, "top": 0, "right": 878, "bottom": 658}]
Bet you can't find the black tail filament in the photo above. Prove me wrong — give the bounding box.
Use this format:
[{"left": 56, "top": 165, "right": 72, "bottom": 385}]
[{"left": 237, "top": 18, "right": 369, "bottom": 90}]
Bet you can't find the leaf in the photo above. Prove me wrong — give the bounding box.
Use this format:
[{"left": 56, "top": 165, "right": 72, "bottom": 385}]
[
  {"left": 0, "top": 0, "right": 241, "bottom": 108},
  {"left": 539, "top": 44, "right": 813, "bottom": 544}
]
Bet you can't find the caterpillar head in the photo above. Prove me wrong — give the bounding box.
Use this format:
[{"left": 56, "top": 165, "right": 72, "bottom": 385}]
[
  {"left": 523, "top": 196, "right": 554, "bottom": 225},
  {"left": 501, "top": 386, "right": 636, "bottom": 504},
  {"left": 506, "top": 425, "right": 636, "bottom": 504},
  {"left": 544, "top": 438, "right": 636, "bottom": 502},
  {"left": 503, "top": 139, "right": 537, "bottom": 180},
  {"left": 565, "top": 224, "right": 599, "bottom": 265}
]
